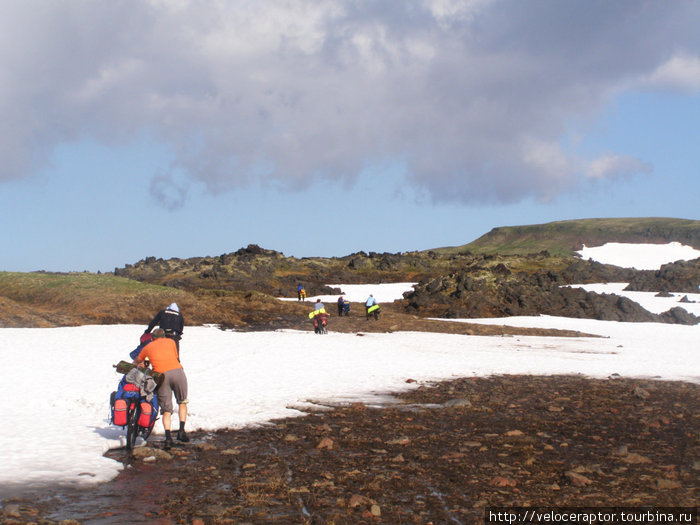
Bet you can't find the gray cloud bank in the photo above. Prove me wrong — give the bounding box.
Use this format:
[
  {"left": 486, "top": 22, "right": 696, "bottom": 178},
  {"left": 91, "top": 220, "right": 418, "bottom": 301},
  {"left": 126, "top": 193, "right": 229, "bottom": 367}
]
[{"left": 1, "top": 0, "right": 698, "bottom": 205}]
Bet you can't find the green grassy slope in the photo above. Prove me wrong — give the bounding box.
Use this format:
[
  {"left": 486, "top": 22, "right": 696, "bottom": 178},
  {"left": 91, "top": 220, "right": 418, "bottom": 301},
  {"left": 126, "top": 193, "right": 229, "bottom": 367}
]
[
  {"left": 0, "top": 271, "right": 306, "bottom": 328},
  {"left": 0, "top": 271, "right": 191, "bottom": 326},
  {"left": 434, "top": 218, "right": 700, "bottom": 256}
]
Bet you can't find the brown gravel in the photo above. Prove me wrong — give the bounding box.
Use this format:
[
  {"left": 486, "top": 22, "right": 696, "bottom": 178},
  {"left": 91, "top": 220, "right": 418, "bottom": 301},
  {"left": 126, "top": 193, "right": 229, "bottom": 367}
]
[
  {"left": 241, "top": 304, "right": 599, "bottom": 339},
  {"left": 5, "top": 374, "right": 698, "bottom": 524}
]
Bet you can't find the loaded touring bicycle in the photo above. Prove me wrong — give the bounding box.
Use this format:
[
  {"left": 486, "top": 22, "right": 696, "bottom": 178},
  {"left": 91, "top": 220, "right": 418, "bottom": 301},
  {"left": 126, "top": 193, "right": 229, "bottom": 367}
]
[{"left": 110, "top": 360, "right": 162, "bottom": 450}]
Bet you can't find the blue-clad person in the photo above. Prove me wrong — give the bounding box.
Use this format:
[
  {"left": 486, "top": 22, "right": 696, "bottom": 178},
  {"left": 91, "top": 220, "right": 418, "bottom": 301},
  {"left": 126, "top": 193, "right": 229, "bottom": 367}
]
[{"left": 365, "top": 294, "right": 380, "bottom": 320}]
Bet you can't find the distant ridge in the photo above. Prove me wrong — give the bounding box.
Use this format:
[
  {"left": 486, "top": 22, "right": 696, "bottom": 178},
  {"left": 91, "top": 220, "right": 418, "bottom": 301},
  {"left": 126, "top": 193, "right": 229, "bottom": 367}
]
[
  {"left": 435, "top": 218, "right": 700, "bottom": 256},
  {"left": 3, "top": 216, "right": 699, "bottom": 328}
]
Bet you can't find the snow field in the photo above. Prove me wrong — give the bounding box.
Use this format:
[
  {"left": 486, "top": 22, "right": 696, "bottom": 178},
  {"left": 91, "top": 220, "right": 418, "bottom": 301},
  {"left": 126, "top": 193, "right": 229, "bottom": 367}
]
[{"left": 1, "top": 241, "right": 698, "bottom": 495}]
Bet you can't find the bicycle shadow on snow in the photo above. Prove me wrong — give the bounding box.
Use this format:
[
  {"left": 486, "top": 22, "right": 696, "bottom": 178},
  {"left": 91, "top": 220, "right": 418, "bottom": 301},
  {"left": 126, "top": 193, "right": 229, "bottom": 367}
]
[{"left": 90, "top": 425, "right": 131, "bottom": 450}]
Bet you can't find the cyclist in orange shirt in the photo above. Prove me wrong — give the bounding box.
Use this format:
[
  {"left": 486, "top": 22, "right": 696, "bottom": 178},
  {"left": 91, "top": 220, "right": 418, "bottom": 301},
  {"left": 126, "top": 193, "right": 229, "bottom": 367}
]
[{"left": 133, "top": 328, "right": 189, "bottom": 449}]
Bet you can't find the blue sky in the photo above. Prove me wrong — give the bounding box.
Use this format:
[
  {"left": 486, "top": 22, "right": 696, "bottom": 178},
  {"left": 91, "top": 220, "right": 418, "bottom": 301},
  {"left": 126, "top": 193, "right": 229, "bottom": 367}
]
[{"left": 1, "top": 1, "right": 699, "bottom": 272}]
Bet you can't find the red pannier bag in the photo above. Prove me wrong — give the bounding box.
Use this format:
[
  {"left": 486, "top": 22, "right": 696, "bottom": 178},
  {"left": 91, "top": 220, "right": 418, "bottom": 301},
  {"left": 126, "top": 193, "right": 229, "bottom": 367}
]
[
  {"left": 138, "top": 401, "right": 153, "bottom": 428},
  {"left": 112, "top": 398, "right": 128, "bottom": 426}
]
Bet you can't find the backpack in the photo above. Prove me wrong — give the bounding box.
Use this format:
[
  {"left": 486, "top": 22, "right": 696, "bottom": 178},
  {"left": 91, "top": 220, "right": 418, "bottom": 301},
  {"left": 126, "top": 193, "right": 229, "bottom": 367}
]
[{"left": 109, "top": 377, "right": 159, "bottom": 430}]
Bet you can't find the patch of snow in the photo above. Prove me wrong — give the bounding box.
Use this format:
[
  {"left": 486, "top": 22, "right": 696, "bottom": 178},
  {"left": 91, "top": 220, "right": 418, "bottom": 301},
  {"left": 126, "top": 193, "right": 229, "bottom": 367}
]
[
  {"left": 1, "top": 319, "right": 698, "bottom": 495},
  {"left": 3, "top": 241, "right": 699, "bottom": 496},
  {"left": 279, "top": 282, "right": 417, "bottom": 303},
  {"left": 577, "top": 242, "right": 700, "bottom": 270}
]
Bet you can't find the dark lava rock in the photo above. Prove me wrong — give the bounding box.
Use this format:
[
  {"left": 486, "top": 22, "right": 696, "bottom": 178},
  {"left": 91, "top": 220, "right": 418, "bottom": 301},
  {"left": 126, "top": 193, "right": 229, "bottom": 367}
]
[
  {"left": 624, "top": 258, "right": 700, "bottom": 293},
  {"left": 403, "top": 263, "right": 694, "bottom": 323},
  {"left": 658, "top": 306, "right": 700, "bottom": 325}
]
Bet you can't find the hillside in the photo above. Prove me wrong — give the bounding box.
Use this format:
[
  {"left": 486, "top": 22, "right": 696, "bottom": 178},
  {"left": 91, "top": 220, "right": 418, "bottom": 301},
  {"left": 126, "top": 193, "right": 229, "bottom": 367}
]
[
  {"left": 0, "top": 271, "right": 596, "bottom": 337},
  {"left": 0, "top": 271, "right": 271, "bottom": 329},
  {"left": 112, "top": 244, "right": 467, "bottom": 296},
  {"left": 435, "top": 217, "right": 700, "bottom": 256},
  {"left": 2, "top": 218, "right": 699, "bottom": 329}
]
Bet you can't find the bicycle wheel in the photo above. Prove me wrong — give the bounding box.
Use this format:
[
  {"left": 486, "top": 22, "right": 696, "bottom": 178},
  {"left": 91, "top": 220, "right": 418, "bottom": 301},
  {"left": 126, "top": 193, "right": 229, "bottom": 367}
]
[{"left": 126, "top": 402, "right": 141, "bottom": 450}]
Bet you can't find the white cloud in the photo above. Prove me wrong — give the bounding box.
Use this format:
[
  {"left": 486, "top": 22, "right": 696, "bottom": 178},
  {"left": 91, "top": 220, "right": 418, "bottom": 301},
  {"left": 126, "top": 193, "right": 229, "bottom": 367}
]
[
  {"left": 424, "top": 0, "right": 493, "bottom": 26},
  {"left": 585, "top": 153, "right": 653, "bottom": 181},
  {"left": 522, "top": 139, "right": 572, "bottom": 181},
  {"left": 643, "top": 54, "right": 700, "bottom": 92},
  {"left": 0, "top": 0, "right": 698, "bottom": 206},
  {"left": 72, "top": 59, "right": 146, "bottom": 103}
]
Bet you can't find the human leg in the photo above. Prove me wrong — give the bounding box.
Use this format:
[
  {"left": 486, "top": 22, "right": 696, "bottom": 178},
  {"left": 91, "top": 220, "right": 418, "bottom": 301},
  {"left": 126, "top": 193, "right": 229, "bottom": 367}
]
[
  {"left": 177, "top": 403, "right": 189, "bottom": 442},
  {"left": 157, "top": 373, "right": 176, "bottom": 448},
  {"left": 170, "top": 368, "right": 190, "bottom": 442}
]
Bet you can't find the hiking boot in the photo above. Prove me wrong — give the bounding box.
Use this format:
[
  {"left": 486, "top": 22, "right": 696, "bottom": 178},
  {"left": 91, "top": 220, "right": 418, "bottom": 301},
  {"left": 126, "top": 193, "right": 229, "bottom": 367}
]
[
  {"left": 164, "top": 437, "right": 173, "bottom": 450},
  {"left": 177, "top": 429, "right": 190, "bottom": 443}
]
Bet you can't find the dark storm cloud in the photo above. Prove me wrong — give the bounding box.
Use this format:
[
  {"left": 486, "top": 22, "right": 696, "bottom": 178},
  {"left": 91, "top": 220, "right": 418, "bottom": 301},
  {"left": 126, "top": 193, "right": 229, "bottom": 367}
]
[{"left": 0, "top": 0, "right": 698, "bottom": 206}]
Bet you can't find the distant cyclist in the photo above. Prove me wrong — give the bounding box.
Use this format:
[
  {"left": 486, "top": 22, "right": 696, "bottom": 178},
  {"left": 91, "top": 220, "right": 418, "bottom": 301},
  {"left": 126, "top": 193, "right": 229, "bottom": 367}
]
[
  {"left": 365, "top": 294, "right": 379, "bottom": 320},
  {"left": 337, "top": 296, "right": 350, "bottom": 316}
]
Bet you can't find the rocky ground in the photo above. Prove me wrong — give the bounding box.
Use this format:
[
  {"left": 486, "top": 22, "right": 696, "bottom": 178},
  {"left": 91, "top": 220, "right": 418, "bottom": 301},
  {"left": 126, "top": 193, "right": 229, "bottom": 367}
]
[
  {"left": 624, "top": 258, "right": 700, "bottom": 293},
  {"left": 402, "top": 259, "right": 700, "bottom": 325},
  {"left": 4, "top": 375, "right": 698, "bottom": 524},
  {"left": 237, "top": 303, "right": 596, "bottom": 339},
  {"left": 4, "top": 249, "right": 699, "bottom": 330}
]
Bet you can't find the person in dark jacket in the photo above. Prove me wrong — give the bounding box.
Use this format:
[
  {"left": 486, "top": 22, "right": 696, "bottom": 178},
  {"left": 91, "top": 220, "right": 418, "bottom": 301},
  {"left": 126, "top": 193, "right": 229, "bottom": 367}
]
[
  {"left": 145, "top": 303, "right": 184, "bottom": 357},
  {"left": 337, "top": 296, "right": 350, "bottom": 316}
]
